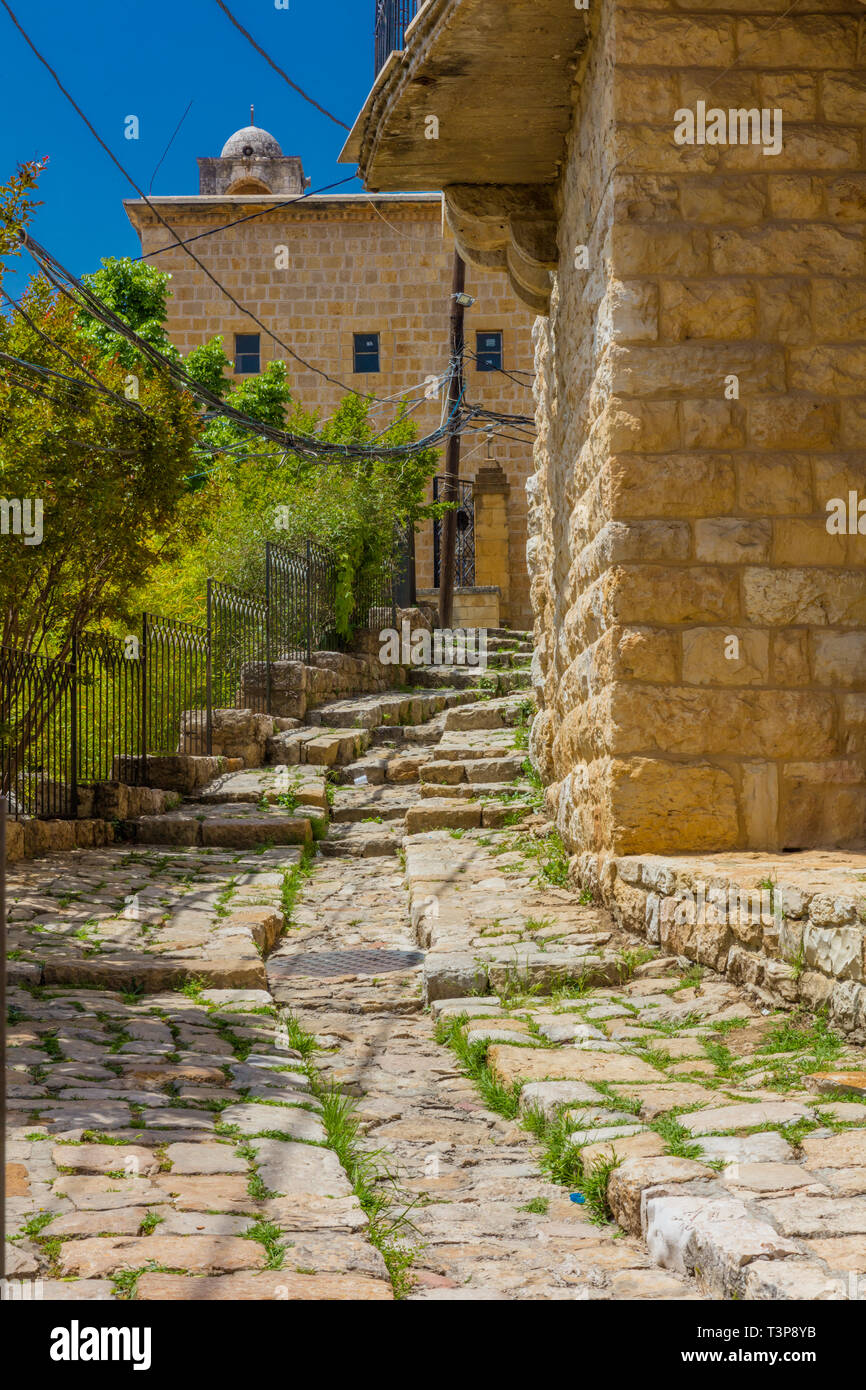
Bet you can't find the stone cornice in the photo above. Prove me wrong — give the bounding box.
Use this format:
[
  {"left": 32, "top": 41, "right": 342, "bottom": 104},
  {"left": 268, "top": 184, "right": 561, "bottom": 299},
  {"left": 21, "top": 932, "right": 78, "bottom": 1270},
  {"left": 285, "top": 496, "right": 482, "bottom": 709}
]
[
  {"left": 444, "top": 184, "right": 558, "bottom": 315},
  {"left": 123, "top": 194, "right": 444, "bottom": 237}
]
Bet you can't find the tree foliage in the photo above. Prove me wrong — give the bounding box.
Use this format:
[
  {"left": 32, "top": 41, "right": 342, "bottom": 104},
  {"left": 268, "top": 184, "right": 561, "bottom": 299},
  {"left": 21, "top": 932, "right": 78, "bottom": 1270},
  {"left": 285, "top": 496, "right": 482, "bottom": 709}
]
[
  {"left": 0, "top": 168, "right": 200, "bottom": 659},
  {"left": 139, "top": 391, "right": 440, "bottom": 635},
  {"left": 0, "top": 164, "right": 441, "bottom": 656}
]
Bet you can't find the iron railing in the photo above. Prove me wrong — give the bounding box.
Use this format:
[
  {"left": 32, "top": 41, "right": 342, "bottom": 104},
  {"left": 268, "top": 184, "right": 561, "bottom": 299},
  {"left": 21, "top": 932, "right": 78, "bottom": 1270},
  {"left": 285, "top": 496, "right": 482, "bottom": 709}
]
[
  {"left": 0, "top": 540, "right": 396, "bottom": 818},
  {"left": 209, "top": 580, "right": 269, "bottom": 716},
  {"left": 374, "top": 0, "right": 418, "bottom": 75},
  {"left": 77, "top": 633, "right": 143, "bottom": 787},
  {"left": 143, "top": 613, "right": 211, "bottom": 761},
  {"left": 0, "top": 645, "right": 76, "bottom": 819}
]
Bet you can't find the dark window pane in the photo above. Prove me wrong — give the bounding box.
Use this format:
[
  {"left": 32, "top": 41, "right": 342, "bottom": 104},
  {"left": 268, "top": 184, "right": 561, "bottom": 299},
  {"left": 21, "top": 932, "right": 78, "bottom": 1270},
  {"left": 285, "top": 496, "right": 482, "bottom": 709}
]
[
  {"left": 354, "top": 332, "right": 380, "bottom": 373},
  {"left": 234, "top": 333, "right": 260, "bottom": 374},
  {"left": 476, "top": 331, "right": 503, "bottom": 372}
]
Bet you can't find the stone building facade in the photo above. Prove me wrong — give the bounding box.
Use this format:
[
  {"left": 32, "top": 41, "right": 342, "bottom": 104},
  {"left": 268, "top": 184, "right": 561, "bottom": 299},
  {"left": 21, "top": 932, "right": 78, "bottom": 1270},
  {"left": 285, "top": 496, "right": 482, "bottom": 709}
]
[
  {"left": 124, "top": 118, "right": 536, "bottom": 627},
  {"left": 344, "top": 0, "right": 866, "bottom": 856}
]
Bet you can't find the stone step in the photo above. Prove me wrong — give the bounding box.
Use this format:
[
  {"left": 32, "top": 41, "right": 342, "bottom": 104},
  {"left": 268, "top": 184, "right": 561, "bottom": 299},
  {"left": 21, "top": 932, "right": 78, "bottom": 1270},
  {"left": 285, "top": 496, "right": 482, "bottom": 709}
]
[
  {"left": 420, "top": 754, "right": 528, "bottom": 785},
  {"left": 486, "top": 628, "right": 532, "bottom": 643},
  {"left": 408, "top": 666, "right": 490, "bottom": 691},
  {"left": 379, "top": 739, "right": 520, "bottom": 784},
  {"left": 418, "top": 780, "right": 516, "bottom": 799},
  {"left": 331, "top": 786, "right": 416, "bottom": 823},
  {"left": 337, "top": 753, "right": 391, "bottom": 786},
  {"left": 38, "top": 952, "right": 268, "bottom": 995},
  {"left": 316, "top": 821, "right": 403, "bottom": 858},
  {"left": 404, "top": 799, "right": 484, "bottom": 833},
  {"left": 495, "top": 668, "right": 532, "bottom": 692},
  {"left": 266, "top": 727, "right": 372, "bottom": 768},
  {"left": 369, "top": 719, "right": 446, "bottom": 746},
  {"left": 113, "top": 754, "right": 243, "bottom": 796},
  {"left": 306, "top": 688, "right": 471, "bottom": 730},
  {"left": 442, "top": 695, "right": 534, "bottom": 732},
  {"left": 123, "top": 803, "right": 318, "bottom": 850},
  {"left": 409, "top": 665, "right": 532, "bottom": 694},
  {"left": 423, "top": 948, "right": 624, "bottom": 1004},
  {"left": 197, "top": 768, "right": 328, "bottom": 810},
  {"left": 404, "top": 798, "right": 534, "bottom": 833}
]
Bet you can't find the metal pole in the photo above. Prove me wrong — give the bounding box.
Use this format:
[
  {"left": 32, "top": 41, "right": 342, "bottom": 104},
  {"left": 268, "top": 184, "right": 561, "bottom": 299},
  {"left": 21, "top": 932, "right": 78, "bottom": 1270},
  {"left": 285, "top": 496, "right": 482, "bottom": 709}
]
[
  {"left": 206, "top": 581, "right": 213, "bottom": 757},
  {"left": 70, "top": 634, "right": 79, "bottom": 819},
  {"left": 265, "top": 543, "right": 272, "bottom": 716},
  {"left": 1, "top": 795, "right": 7, "bottom": 1284},
  {"left": 305, "top": 539, "right": 312, "bottom": 666},
  {"left": 439, "top": 250, "right": 466, "bottom": 629},
  {"left": 140, "top": 614, "right": 148, "bottom": 785}
]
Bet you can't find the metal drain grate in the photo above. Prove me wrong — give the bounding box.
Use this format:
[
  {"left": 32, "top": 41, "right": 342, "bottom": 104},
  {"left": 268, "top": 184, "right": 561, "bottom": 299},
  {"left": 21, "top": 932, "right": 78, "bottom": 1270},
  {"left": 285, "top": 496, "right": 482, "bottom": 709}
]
[{"left": 268, "top": 948, "right": 424, "bottom": 979}]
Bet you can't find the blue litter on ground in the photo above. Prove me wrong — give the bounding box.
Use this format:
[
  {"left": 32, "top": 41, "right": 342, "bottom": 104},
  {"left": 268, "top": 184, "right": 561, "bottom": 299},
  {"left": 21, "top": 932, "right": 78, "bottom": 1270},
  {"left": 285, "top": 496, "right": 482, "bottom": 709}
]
[{"left": 570, "top": 1192, "right": 585, "bottom": 1204}]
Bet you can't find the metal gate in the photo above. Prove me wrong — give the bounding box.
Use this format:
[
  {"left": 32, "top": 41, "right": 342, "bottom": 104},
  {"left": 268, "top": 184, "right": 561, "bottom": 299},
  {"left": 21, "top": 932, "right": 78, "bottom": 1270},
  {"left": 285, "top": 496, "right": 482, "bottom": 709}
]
[{"left": 433, "top": 476, "right": 475, "bottom": 587}]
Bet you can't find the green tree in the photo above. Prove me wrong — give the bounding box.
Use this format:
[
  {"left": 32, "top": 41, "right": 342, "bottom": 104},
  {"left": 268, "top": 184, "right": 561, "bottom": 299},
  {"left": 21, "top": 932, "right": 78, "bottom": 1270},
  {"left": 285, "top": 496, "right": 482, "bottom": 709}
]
[
  {"left": 0, "top": 171, "right": 201, "bottom": 661},
  {"left": 139, "top": 392, "right": 440, "bottom": 634}
]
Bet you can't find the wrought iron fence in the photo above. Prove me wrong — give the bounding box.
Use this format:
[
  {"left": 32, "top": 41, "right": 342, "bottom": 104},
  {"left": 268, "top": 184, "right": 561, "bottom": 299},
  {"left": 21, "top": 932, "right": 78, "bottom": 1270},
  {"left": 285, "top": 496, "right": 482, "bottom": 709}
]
[
  {"left": 209, "top": 580, "right": 269, "bottom": 716},
  {"left": 77, "top": 633, "right": 143, "bottom": 787},
  {"left": 374, "top": 0, "right": 418, "bottom": 75},
  {"left": 143, "top": 613, "right": 210, "bottom": 761},
  {"left": 0, "top": 645, "right": 76, "bottom": 819},
  {"left": 0, "top": 539, "right": 395, "bottom": 818},
  {"left": 433, "top": 476, "right": 476, "bottom": 587},
  {"left": 267, "top": 541, "right": 312, "bottom": 663}
]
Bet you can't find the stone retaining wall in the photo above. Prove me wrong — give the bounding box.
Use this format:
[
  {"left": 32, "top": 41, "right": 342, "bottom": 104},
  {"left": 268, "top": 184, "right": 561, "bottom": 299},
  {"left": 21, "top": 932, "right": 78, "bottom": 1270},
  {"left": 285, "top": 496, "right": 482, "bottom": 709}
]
[
  {"left": 5, "top": 816, "right": 116, "bottom": 866},
  {"left": 578, "top": 849, "right": 866, "bottom": 1041}
]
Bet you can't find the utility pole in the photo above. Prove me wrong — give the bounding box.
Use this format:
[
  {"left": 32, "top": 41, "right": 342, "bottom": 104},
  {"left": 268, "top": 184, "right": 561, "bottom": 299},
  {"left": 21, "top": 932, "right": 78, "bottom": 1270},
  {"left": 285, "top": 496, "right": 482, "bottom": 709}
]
[{"left": 438, "top": 250, "right": 466, "bottom": 629}]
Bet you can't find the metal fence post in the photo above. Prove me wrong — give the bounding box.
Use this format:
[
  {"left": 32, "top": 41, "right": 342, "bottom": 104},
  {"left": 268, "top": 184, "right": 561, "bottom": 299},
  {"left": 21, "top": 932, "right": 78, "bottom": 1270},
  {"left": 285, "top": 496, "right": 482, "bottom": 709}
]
[
  {"left": 0, "top": 795, "right": 6, "bottom": 1284},
  {"left": 265, "top": 542, "right": 272, "bottom": 716},
  {"left": 140, "top": 613, "right": 148, "bottom": 784},
  {"left": 305, "top": 539, "right": 312, "bottom": 665},
  {"left": 70, "top": 634, "right": 79, "bottom": 820},
  {"left": 206, "top": 580, "right": 214, "bottom": 757}
]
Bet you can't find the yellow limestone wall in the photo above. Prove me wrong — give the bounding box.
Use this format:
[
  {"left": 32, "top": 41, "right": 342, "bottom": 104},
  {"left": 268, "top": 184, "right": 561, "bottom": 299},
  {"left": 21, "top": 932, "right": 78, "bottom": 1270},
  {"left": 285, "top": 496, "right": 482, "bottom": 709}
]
[
  {"left": 126, "top": 195, "right": 536, "bottom": 628},
  {"left": 528, "top": 0, "right": 866, "bottom": 855}
]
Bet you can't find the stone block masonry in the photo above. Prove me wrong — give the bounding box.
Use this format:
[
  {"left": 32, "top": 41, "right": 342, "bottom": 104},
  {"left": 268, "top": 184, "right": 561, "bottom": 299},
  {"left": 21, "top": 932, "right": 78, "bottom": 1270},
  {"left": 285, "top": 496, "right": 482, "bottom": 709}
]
[
  {"left": 527, "top": 0, "right": 866, "bottom": 856},
  {"left": 125, "top": 192, "right": 536, "bottom": 629},
  {"left": 580, "top": 846, "right": 866, "bottom": 1041}
]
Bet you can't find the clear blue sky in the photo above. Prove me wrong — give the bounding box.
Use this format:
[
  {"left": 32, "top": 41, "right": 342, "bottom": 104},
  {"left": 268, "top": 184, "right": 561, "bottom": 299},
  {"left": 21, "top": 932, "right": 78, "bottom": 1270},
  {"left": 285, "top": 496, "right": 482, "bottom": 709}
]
[{"left": 0, "top": 0, "right": 374, "bottom": 290}]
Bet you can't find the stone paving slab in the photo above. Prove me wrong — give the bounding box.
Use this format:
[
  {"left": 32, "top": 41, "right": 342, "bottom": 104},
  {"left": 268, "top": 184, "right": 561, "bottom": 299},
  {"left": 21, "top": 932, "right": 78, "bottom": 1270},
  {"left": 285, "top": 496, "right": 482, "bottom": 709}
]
[{"left": 10, "top": 649, "right": 866, "bottom": 1302}]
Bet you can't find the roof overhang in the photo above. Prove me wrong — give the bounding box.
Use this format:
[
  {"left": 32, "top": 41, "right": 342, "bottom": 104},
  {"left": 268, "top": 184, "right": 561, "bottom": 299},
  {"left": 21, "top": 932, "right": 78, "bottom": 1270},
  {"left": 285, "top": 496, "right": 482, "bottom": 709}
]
[{"left": 340, "top": 0, "right": 588, "bottom": 311}]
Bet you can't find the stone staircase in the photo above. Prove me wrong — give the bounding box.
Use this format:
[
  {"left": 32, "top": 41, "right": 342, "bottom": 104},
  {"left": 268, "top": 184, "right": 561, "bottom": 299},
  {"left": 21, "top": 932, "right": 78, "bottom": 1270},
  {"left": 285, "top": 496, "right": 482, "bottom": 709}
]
[{"left": 119, "top": 631, "right": 537, "bottom": 858}]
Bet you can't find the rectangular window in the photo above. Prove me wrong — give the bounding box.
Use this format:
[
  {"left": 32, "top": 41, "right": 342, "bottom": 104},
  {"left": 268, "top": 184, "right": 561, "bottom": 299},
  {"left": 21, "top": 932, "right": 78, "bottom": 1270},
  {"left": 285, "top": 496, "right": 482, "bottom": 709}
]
[
  {"left": 476, "top": 330, "right": 503, "bottom": 372},
  {"left": 234, "top": 333, "right": 260, "bottom": 374},
  {"left": 353, "top": 332, "right": 380, "bottom": 374}
]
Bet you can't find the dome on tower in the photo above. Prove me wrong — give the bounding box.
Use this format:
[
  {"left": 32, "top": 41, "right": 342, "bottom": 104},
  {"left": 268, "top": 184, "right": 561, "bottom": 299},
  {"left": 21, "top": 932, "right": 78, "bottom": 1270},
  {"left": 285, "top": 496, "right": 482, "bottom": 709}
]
[
  {"left": 198, "top": 110, "right": 306, "bottom": 196},
  {"left": 220, "top": 115, "right": 282, "bottom": 160}
]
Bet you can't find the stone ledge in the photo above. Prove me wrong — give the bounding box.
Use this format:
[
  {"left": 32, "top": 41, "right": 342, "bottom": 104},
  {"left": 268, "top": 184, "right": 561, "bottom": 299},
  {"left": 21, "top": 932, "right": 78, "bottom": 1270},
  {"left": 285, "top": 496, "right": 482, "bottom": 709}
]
[
  {"left": 579, "top": 848, "right": 866, "bottom": 1039},
  {"left": 4, "top": 816, "right": 116, "bottom": 866}
]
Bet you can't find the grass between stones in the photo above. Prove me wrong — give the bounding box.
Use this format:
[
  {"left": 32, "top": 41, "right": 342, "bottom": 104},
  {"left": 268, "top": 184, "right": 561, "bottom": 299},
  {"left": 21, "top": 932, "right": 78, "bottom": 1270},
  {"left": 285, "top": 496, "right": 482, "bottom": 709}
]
[
  {"left": 435, "top": 1012, "right": 625, "bottom": 1225},
  {"left": 278, "top": 1009, "right": 422, "bottom": 1299},
  {"left": 281, "top": 849, "right": 314, "bottom": 927},
  {"left": 434, "top": 1014, "right": 522, "bottom": 1117}
]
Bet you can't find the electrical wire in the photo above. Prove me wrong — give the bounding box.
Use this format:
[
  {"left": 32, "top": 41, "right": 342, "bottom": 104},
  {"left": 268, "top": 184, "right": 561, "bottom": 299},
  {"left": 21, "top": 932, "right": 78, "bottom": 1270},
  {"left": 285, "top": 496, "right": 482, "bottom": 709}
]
[
  {"left": 464, "top": 347, "right": 536, "bottom": 391},
  {"left": 149, "top": 98, "right": 194, "bottom": 193},
  {"left": 12, "top": 226, "right": 461, "bottom": 463},
  {"left": 0, "top": 0, "right": 390, "bottom": 402},
  {"left": 1, "top": 289, "right": 144, "bottom": 413},
  {"left": 211, "top": 0, "right": 351, "bottom": 131},
  {"left": 131, "top": 175, "right": 360, "bottom": 261}
]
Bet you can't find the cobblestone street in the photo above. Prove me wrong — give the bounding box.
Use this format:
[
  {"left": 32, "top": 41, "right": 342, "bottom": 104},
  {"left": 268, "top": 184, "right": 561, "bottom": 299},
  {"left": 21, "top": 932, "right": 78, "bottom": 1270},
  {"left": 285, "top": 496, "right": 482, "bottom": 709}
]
[{"left": 6, "top": 644, "right": 866, "bottom": 1302}]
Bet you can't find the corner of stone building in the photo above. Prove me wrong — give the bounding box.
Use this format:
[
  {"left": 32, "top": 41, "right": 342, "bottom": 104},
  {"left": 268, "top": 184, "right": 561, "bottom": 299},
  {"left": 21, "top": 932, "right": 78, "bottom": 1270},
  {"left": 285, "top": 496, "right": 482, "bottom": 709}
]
[{"left": 527, "top": 0, "right": 866, "bottom": 860}]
